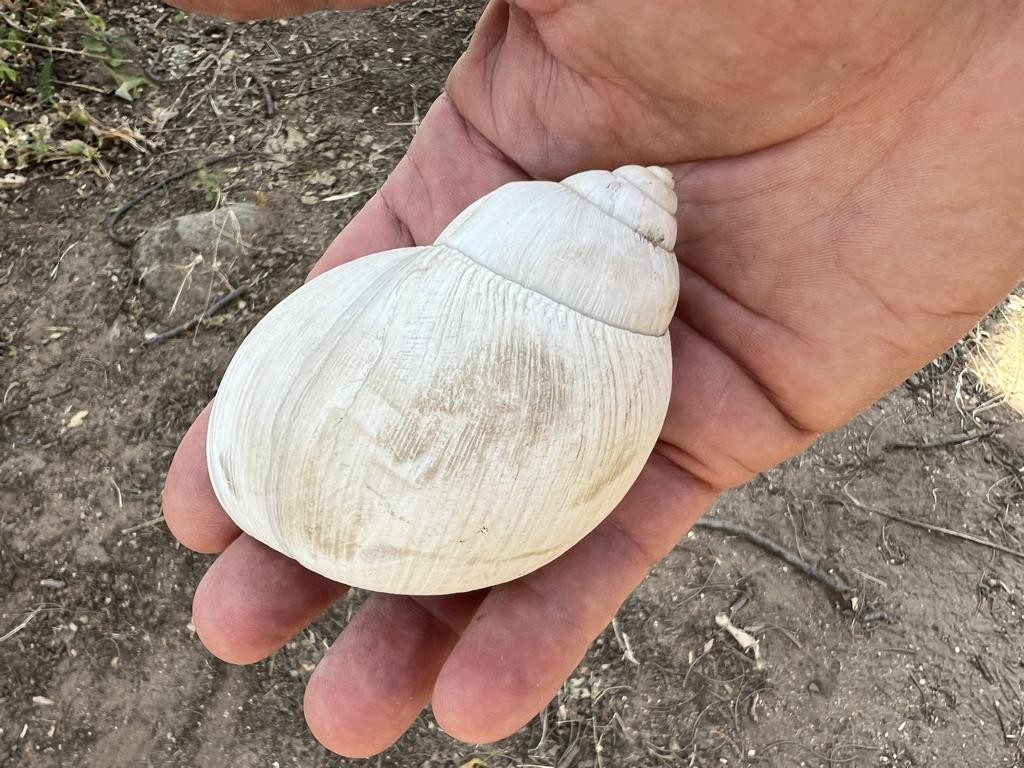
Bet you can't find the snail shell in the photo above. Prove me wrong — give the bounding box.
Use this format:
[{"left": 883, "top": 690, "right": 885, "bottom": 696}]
[{"left": 207, "top": 166, "right": 679, "bottom": 595}]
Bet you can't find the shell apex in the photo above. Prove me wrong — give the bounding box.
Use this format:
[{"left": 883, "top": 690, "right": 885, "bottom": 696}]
[{"left": 435, "top": 165, "right": 680, "bottom": 336}]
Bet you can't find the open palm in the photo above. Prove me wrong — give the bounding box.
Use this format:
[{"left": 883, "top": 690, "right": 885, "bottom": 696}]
[{"left": 163, "top": 0, "right": 1024, "bottom": 757}]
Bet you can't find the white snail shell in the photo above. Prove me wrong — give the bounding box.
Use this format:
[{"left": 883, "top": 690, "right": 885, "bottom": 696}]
[{"left": 207, "top": 166, "right": 679, "bottom": 595}]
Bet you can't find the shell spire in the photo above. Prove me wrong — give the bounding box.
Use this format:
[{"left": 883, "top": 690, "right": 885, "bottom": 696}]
[
  {"left": 435, "top": 166, "right": 680, "bottom": 337},
  {"left": 561, "top": 166, "right": 678, "bottom": 250}
]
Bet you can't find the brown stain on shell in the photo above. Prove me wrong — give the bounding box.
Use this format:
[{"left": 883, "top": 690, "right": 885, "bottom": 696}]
[{"left": 376, "top": 333, "right": 571, "bottom": 487}]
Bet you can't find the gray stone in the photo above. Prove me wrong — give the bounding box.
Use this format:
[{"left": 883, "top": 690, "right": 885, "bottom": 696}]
[{"left": 133, "top": 203, "right": 267, "bottom": 318}]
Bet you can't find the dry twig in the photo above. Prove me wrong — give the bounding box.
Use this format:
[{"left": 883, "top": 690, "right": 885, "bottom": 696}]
[
  {"left": 835, "top": 489, "right": 1024, "bottom": 561},
  {"left": 886, "top": 426, "right": 1000, "bottom": 451},
  {"left": 143, "top": 283, "right": 252, "bottom": 346},
  {"left": 254, "top": 76, "right": 275, "bottom": 117},
  {"left": 267, "top": 39, "right": 344, "bottom": 66},
  {"left": 0, "top": 607, "right": 42, "bottom": 643},
  {"left": 694, "top": 517, "right": 854, "bottom": 600},
  {"left": 0, "top": 385, "right": 73, "bottom": 424},
  {"left": 120, "top": 515, "right": 166, "bottom": 535}
]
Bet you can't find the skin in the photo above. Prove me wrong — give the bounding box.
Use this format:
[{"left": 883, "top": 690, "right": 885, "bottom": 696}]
[{"left": 162, "top": 0, "right": 1024, "bottom": 757}]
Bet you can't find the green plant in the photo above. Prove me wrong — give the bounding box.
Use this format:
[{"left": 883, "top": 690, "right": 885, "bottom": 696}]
[
  {"left": 192, "top": 165, "right": 223, "bottom": 208},
  {"left": 79, "top": 6, "right": 148, "bottom": 101},
  {"left": 0, "top": 1, "right": 149, "bottom": 101},
  {"left": 2, "top": 1, "right": 65, "bottom": 98},
  {"left": 0, "top": 101, "right": 124, "bottom": 170},
  {"left": 0, "top": 0, "right": 150, "bottom": 170}
]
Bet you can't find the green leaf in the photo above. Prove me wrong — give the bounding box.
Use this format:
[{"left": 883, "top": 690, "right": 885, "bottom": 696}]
[
  {"left": 83, "top": 37, "right": 108, "bottom": 55},
  {"left": 69, "top": 105, "right": 91, "bottom": 128},
  {"left": 36, "top": 58, "right": 53, "bottom": 100},
  {"left": 60, "top": 139, "right": 87, "bottom": 156},
  {"left": 30, "top": 129, "right": 50, "bottom": 162},
  {"left": 0, "top": 63, "right": 16, "bottom": 83},
  {"left": 113, "top": 75, "right": 147, "bottom": 102},
  {"left": 86, "top": 14, "right": 107, "bottom": 34}
]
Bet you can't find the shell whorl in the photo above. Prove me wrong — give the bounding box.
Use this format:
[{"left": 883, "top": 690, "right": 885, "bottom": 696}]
[
  {"left": 561, "top": 166, "right": 678, "bottom": 250},
  {"left": 434, "top": 166, "right": 680, "bottom": 337}
]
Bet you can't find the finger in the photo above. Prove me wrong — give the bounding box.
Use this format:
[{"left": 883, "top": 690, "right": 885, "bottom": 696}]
[
  {"left": 431, "top": 454, "right": 716, "bottom": 743},
  {"left": 163, "top": 404, "right": 240, "bottom": 553},
  {"left": 304, "top": 592, "right": 482, "bottom": 757},
  {"left": 192, "top": 535, "right": 348, "bottom": 664},
  {"left": 656, "top": 321, "right": 818, "bottom": 491}
]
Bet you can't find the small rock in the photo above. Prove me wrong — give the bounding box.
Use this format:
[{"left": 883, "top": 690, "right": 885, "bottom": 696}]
[
  {"left": 0, "top": 173, "right": 27, "bottom": 189},
  {"left": 133, "top": 203, "right": 268, "bottom": 318},
  {"left": 265, "top": 127, "right": 307, "bottom": 156},
  {"left": 66, "top": 410, "right": 89, "bottom": 429},
  {"left": 308, "top": 171, "right": 337, "bottom": 187},
  {"left": 32, "top": 696, "right": 54, "bottom": 706}
]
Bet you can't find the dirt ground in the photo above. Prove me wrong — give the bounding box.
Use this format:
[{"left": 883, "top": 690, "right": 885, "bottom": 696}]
[{"left": 3, "top": 2, "right": 1024, "bottom": 766}]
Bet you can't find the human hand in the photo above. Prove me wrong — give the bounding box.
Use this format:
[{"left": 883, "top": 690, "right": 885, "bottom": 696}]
[{"left": 163, "top": 0, "right": 1024, "bottom": 757}]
